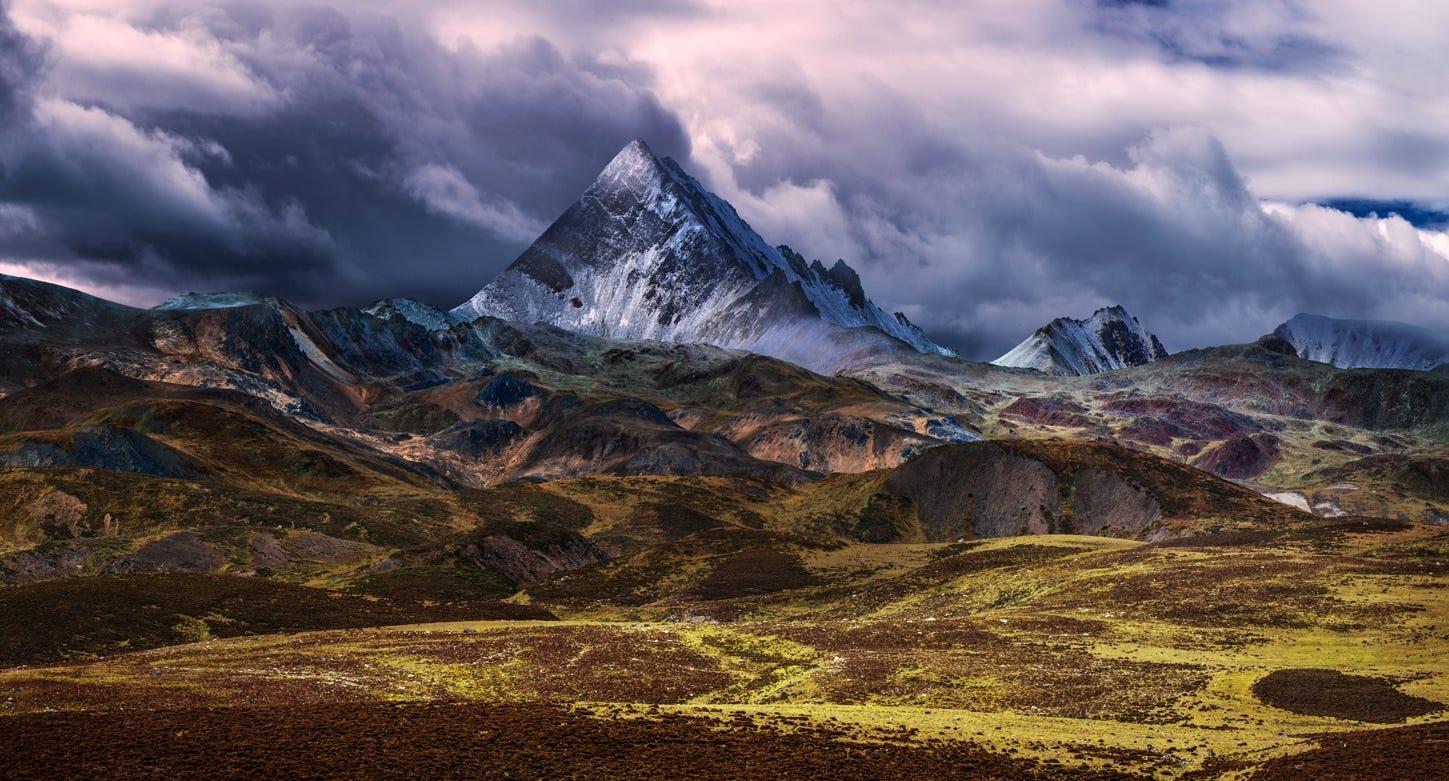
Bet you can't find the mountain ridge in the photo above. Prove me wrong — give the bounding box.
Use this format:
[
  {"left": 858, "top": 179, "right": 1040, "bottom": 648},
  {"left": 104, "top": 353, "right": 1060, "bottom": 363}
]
[
  {"left": 990, "top": 304, "right": 1168, "bottom": 376},
  {"left": 1272, "top": 312, "right": 1448, "bottom": 371},
  {"left": 451, "top": 139, "right": 952, "bottom": 372}
]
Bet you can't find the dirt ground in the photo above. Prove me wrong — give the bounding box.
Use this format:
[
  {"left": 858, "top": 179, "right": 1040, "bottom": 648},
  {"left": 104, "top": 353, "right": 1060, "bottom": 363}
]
[
  {"left": 1249, "top": 721, "right": 1449, "bottom": 780},
  {"left": 1251, "top": 668, "right": 1444, "bottom": 723},
  {"left": 0, "top": 702, "right": 1147, "bottom": 781}
]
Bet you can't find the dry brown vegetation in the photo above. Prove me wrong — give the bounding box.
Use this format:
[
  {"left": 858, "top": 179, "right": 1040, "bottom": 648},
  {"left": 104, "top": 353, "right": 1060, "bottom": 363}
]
[{"left": 0, "top": 341, "right": 1445, "bottom": 779}]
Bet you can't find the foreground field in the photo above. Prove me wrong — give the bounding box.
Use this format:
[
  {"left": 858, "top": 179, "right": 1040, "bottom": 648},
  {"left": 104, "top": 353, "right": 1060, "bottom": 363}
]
[{"left": 1, "top": 522, "right": 1443, "bottom": 780}]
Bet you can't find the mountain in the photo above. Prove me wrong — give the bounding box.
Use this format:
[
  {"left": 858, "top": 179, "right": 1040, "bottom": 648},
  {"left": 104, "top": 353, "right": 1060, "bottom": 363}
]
[
  {"left": 0, "top": 273, "right": 136, "bottom": 329},
  {"left": 451, "top": 139, "right": 953, "bottom": 373},
  {"left": 155, "top": 292, "right": 270, "bottom": 311},
  {"left": 1272, "top": 313, "right": 1448, "bottom": 371},
  {"left": 363, "top": 298, "right": 459, "bottom": 331},
  {"left": 990, "top": 305, "right": 1168, "bottom": 376},
  {"left": 2, "top": 278, "right": 1447, "bottom": 781},
  {"left": 0, "top": 274, "right": 952, "bottom": 487}
]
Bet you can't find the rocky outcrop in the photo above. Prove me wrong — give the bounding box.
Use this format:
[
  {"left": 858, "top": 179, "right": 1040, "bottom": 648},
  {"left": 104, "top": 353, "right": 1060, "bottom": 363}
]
[
  {"left": 1193, "top": 433, "right": 1281, "bottom": 480},
  {"left": 477, "top": 373, "right": 537, "bottom": 408},
  {"left": 71, "top": 427, "right": 188, "bottom": 477},
  {"left": 1102, "top": 397, "right": 1259, "bottom": 441},
  {"left": 427, "top": 420, "right": 526, "bottom": 458},
  {"left": 107, "top": 531, "right": 227, "bottom": 574},
  {"left": 868, "top": 440, "right": 1298, "bottom": 542},
  {"left": 0, "top": 427, "right": 187, "bottom": 477},
  {"left": 998, "top": 397, "right": 1093, "bottom": 428},
  {"left": 1067, "top": 469, "right": 1164, "bottom": 536},
  {"left": 362, "top": 521, "right": 610, "bottom": 595},
  {"left": 0, "top": 442, "right": 75, "bottom": 469},
  {"left": 879, "top": 443, "right": 1161, "bottom": 540},
  {"left": 508, "top": 399, "right": 807, "bottom": 484},
  {"left": 464, "top": 532, "right": 608, "bottom": 588},
  {"left": 719, "top": 408, "right": 937, "bottom": 473},
  {"left": 887, "top": 443, "right": 1065, "bottom": 539}
]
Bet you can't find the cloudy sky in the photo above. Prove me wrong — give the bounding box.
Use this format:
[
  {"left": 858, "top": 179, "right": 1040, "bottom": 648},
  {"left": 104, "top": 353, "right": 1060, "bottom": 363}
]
[{"left": 1, "top": 0, "right": 1446, "bottom": 359}]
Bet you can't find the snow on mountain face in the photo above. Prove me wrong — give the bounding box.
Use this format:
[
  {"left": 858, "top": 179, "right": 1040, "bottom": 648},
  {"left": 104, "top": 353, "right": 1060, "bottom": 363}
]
[
  {"left": 155, "top": 292, "right": 269, "bottom": 310},
  {"left": 451, "top": 139, "right": 953, "bottom": 369},
  {"left": 363, "top": 298, "right": 459, "bottom": 331},
  {"left": 991, "top": 305, "right": 1168, "bottom": 376},
  {"left": 0, "top": 280, "right": 44, "bottom": 328},
  {"left": 1273, "top": 313, "right": 1448, "bottom": 371}
]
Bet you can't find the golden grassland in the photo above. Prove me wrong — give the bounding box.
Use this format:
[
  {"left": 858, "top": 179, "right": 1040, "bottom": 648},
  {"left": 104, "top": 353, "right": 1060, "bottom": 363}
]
[{"left": 3, "top": 525, "right": 1443, "bottom": 780}]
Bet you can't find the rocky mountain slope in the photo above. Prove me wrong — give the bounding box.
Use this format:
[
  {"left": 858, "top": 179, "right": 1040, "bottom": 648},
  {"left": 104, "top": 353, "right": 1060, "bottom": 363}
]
[
  {"left": 2, "top": 271, "right": 1446, "bottom": 781},
  {"left": 1272, "top": 313, "right": 1448, "bottom": 371},
  {"left": 451, "top": 140, "right": 952, "bottom": 373},
  {"left": 991, "top": 305, "right": 1168, "bottom": 376},
  {"left": 0, "top": 275, "right": 955, "bottom": 491},
  {"left": 4, "top": 272, "right": 1445, "bottom": 527},
  {"left": 1, "top": 130, "right": 1445, "bottom": 779},
  {"left": 845, "top": 334, "right": 1448, "bottom": 521}
]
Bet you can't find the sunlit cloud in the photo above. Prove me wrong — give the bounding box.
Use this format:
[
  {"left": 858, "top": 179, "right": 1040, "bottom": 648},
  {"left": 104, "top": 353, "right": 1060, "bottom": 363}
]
[{"left": 0, "top": 0, "right": 1445, "bottom": 356}]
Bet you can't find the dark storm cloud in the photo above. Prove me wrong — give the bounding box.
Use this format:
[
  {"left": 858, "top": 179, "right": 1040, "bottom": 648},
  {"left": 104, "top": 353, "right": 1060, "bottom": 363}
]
[
  {"left": 0, "top": 2, "right": 689, "bottom": 307},
  {"left": 1088, "top": 0, "right": 1350, "bottom": 75},
  {"left": 0, "top": 1, "right": 41, "bottom": 125},
  {"left": 1, "top": 0, "right": 1445, "bottom": 361},
  {"left": 720, "top": 102, "right": 1449, "bottom": 358}
]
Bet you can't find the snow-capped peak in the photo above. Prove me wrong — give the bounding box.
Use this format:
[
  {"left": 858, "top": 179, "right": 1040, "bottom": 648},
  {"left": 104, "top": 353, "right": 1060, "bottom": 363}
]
[
  {"left": 992, "top": 305, "right": 1168, "bottom": 376},
  {"left": 364, "top": 298, "right": 459, "bottom": 331},
  {"left": 449, "top": 139, "right": 953, "bottom": 370},
  {"left": 155, "top": 292, "right": 269, "bottom": 311},
  {"left": 1272, "top": 313, "right": 1447, "bottom": 371}
]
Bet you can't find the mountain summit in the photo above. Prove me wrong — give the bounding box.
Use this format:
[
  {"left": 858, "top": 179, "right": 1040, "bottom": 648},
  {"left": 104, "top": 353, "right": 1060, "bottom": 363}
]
[
  {"left": 451, "top": 140, "right": 952, "bottom": 371},
  {"left": 991, "top": 305, "right": 1168, "bottom": 376},
  {"left": 1272, "top": 313, "right": 1448, "bottom": 371}
]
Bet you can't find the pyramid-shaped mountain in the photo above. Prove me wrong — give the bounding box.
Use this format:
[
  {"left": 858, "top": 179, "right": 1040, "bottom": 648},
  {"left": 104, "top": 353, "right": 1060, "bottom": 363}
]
[
  {"left": 452, "top": 140, "right": 952, "bottom": 371},
  {"left": 991, "top": 305, "right": 1168, "bottom": 376}
]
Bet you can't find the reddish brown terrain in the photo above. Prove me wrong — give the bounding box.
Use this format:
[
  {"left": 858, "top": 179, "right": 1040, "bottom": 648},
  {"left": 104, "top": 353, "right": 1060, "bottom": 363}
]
[{"left": 0, "top": 275, "right": 1444, "bottom": 779}]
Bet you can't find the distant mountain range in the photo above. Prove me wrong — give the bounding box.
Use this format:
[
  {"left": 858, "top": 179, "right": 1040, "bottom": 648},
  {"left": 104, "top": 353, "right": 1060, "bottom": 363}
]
[
  {"left": 991, "top": 305, "right": 1169, "bottom": 376},
  {"left": 3, "top": 127, "right": 1449, "bottom": 627},
  {"left": 0, "top": 139, "right": 1445, "bottom": 513},
  {"left": 52, "top": 139, "right": 1438, "bottom": 382},
  {"left": 1273, "top": 313, "right": 1448, "bottom": 372},
  {"left": 2, "top": 136, "right": 1447, "bottom": 777}
]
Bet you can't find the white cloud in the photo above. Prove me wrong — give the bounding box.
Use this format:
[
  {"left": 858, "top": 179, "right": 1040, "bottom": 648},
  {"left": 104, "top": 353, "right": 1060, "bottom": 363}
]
[
  {"left": 20, "top": 10, "right": 278, "bottom": 114},
  {"left": 30, "top": 97, "right": 230, "bottom": 226},
  {"left": 402, "top": 163, "right": 542, "bottom": 242},
  {"left": 4, "top": 0, "right": 1447, "bottom": 353}
]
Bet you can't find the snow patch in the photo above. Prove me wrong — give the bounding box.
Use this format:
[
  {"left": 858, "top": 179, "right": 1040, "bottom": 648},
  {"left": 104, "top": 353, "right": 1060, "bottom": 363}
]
[
  {"left": 992, "top": 305, "right": 1168, "bottom": 376},
  {"left": 1264, "top": 491, "right": 1310, "bottom": 512},
  {"left": 364, "top": 298, "right": 458, "bottom": 331},
  {"left": 1273, "top": 313, "right": 1448, "bottom": 371},
  {"left": 287, "top": 324, "right": 355, "bottom": 383},
  {"left": 155, "top": 292, "right": 268, "bottom": 310}
]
